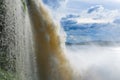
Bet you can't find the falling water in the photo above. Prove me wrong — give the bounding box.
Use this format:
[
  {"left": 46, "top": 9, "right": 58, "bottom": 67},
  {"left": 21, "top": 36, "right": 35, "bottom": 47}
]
[
  {"left": 0, "top": 0, "right": 38, "bottom": 80},
  {"left": 2, "top": 0, "right": 120, "bottom": 80},
  {"left": 0, "top": 0, "right": 72, "bottom": 80},
  {"left": 27, "top": 0, "right": 72, "bottom": 80}
]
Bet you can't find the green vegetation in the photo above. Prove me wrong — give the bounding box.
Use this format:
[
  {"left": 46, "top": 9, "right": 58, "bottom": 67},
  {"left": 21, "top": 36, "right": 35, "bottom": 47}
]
[
  {"left": 0, "top": 51, "right": 16, "bottom": 80},
  {"left": 21, "top": 0, "right": 27, "bottom": 12},
  {"left": 0, "top": 51, "right": 8, "bottom": 71},
  {"left": 0, "top": 68, "right": 16, "bottom": 80}
]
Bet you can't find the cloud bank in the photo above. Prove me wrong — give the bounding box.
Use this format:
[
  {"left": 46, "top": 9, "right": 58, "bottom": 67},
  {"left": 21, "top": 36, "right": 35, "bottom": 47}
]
[{"left": 60, "top": 5, "right": 120, "bottom": 43}]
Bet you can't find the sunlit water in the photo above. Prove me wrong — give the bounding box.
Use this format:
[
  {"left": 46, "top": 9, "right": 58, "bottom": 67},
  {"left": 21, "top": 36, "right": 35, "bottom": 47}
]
[
  {"left": 1, "top": 0, "right": 120, "bottom": 80},
  {"left": 66, "top": 44, "right": 120, "bottom": 80}
]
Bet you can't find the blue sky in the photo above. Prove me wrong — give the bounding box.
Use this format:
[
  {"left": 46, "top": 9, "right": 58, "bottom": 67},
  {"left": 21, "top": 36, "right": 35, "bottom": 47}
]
[
  {"left": 67, "top": 0, "right": 120, "bottom": 10},
  {"left": 42, "top": 0, "right": 120, "bottom": 43},
  {"left": 42, "top": 0, "right": 120, "bottom": 20},
  {"left": 42, "top": 0, "right": 120, "bottom": 13}
]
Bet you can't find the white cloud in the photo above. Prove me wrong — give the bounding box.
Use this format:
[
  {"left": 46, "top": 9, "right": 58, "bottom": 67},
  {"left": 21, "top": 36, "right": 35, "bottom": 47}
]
[
  {"left": 77, "top": 18, "right": 112, "bottom": 24},
  {"left": 60, "top": 5, "right": 120, "bottom": 26},
  {"left": 60, "top": 5, "right": 120, "bottom": 43},
  {"left": 61, "top": 5, "right": 120, "bottom": 24},
  {"left": 76, "top": 5, "right": 120, "bottom": 24}
]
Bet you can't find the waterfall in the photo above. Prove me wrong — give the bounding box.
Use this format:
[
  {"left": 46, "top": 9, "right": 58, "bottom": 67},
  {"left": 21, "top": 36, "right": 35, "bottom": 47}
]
[
  {"left": 0, "top": 0, "right": 73, "bottom": 80},
  {"left": 27, "top": 0, "right": 72, "bottom": 80},
  {"left": 0, "top": 0, "right": 38, "bottom": 80}
]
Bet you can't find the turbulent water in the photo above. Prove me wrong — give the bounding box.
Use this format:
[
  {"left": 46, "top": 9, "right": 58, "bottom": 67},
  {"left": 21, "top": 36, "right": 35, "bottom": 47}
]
[
  {"left": 27, "top": 0, "right": 72, "bottom": 80},
  {"left": 0, "top": 0, "right": 72, "bottom": 80},
  {"left": 1, "top": 0, "right": 120, "bottom": 80}
]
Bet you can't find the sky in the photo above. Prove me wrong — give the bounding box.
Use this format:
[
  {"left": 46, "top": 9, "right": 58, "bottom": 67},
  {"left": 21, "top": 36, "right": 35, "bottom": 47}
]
[
  {"left": 42, "top": 0, "right": 120, "bottom": 22},
  {"left": 42, "top": 0, "right": 120, "bottom": 43},
  {"left": 42, "top": 0, "right": 120, "bottom": 14},
  {"left": 67, "top": 0, "right": 120, "bottom": 11}
]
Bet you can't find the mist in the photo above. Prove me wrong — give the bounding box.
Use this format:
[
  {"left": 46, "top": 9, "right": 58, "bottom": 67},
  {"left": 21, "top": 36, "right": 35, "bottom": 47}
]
[{"left": 65, "top": 44, "right": 120, "bottom": 80}]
